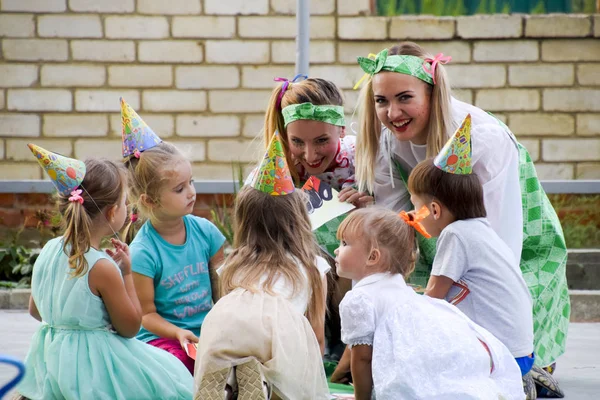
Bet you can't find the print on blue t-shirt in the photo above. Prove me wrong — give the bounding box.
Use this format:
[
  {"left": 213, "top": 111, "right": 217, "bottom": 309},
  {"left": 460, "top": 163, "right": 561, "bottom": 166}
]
[{"left": 130, "top": 215, "right": 226, "bottom": 342}]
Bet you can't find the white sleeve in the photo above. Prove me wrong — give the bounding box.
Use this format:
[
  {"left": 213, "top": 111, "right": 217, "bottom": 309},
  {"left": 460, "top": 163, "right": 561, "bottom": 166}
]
[
  {"left": 471, "top": 123, "right": 523, "bottom": 263},
  {"left": 431, "top": 229, "right": 468, "bottom": 282},
  {"left": 315, "top": 256, "right": 332, "bottom": 277},
  {"left": 340, "top": 289, "right": 376, "bottom": 347}
]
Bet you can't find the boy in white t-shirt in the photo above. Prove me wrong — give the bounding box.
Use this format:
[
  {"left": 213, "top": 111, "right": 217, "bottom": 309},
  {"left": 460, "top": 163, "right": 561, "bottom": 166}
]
[{"left": 407, "top": 115, "right": 536, "bottom": 397}]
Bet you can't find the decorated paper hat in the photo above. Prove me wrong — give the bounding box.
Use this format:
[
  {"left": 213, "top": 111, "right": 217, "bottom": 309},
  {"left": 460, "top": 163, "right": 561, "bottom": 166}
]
[
  {"left": 28, "top": 143, "right": 86, "bottom": 196},
  {"left": 120, "top": 97, "right": 162, "bottom": 158},
  {"left": 250, "top": 132, "right": 295, "bottom": 195},
  {"left": 433, "top": 114, "right": 472, "bottom": 175}
]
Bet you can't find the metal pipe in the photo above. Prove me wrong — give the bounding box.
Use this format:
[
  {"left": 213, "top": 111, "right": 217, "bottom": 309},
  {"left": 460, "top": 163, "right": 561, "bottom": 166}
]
[{"left": 296, "top": 0, "right": 310, "bottom": 76}]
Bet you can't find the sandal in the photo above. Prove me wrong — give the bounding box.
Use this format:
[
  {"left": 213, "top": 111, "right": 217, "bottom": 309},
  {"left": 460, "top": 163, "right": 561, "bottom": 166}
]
[{"left": 530, "top": 365, "right": 564, "bottom": 398}]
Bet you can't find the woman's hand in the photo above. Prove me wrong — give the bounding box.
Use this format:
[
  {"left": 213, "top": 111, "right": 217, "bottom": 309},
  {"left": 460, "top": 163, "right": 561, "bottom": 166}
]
[
  {"left": 175, "top": 328, "right": 199, "bottom": 350},
  {"left": 106, "top": 238, "right": 132, "bottom": 275},
  {"left": 338, "top": 187, "right": 374, "bottom": 208}
]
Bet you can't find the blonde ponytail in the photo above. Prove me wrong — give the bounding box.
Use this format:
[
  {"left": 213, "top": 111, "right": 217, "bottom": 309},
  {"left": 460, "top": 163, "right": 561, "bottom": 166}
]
[
  {"left": 355, "top": 79, "right": 382, "bottom": 194},
  {"left": 62, "top": 200, "right": 93, "bottom": 277}
]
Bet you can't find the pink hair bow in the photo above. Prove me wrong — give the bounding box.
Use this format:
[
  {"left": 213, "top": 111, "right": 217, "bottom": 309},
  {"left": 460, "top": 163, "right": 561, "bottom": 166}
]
[
  {"left": 68, "top": 189, "right": 84, "bottom": 204},
  {"left": 274, "top": 74, "right": 307, "bottom": 110},
  {"left": 423, "top": 53, "right": 452, "bottom": 84},
  {"left": 134, "top": 149, "right": 141, "bottom": 159}
]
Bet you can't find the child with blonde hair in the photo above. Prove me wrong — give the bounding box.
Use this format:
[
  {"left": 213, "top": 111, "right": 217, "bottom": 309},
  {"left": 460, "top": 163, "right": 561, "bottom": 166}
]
[
  {"left": 120, "top": 99, "right": 225, "bottom": 374},
  {"left": 195, "top": 133, "right": 330, "bottom": 400},
  {"left": 17, "top": 145, "right": 192, "bottom": 399},
  {"left": 335, "top": 207, "right": 525, "bottom": 400}
]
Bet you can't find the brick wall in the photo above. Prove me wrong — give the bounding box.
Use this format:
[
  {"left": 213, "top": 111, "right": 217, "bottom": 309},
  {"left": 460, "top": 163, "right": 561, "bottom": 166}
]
[{"left": 0, "top": 0, "right": 599, "bottom": 181}]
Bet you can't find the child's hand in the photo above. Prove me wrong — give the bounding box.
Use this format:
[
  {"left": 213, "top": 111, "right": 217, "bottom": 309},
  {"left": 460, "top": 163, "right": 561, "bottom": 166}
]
[
  {"left": 106, "top": 239, "right": 132, "bottom": 275},
  {"left": 175, "top": 328, "right": 199, "bottom": 350},
  {"left": 338, "top": 187, "right": 374, "bottom": 208}
]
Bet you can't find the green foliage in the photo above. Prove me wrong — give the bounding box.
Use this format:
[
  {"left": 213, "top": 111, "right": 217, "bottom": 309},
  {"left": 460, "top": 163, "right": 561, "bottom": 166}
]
[
  {"left": 376, "top": 0, "right": 595, "bottom": 15},
  {"left": 548, "top": 193, "right": 600, "bottom": 249}
]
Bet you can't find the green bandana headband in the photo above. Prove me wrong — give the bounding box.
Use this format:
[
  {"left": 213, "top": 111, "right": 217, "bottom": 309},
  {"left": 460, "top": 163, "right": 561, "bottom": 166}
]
[
  {"left": 282, "top": 103, "right": 346, "bottom": 128},
  {"left": 355, "top": 49, "right": 451, "bottom": 89}
]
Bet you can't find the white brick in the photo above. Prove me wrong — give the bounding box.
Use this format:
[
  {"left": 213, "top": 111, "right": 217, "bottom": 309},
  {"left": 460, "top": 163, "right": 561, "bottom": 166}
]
[
  {"left": 0, "top": 15, "right": 35, "bottom": 37},
  {"left": 445, "top": 65, "right": 505, "bottom": 89},
  {"left": 476, "top": 89, "right": 539, "bottom": 111},
  {"left": 171, "top": 140, "right": 206, "bottom": 162},
  {"left": 2, "top": 0, "right": 65, "bottom": 12},
  {"left": 7, "top": 139, "right": 72, "bottom": 161},
  {"left": 74, "top": 139, "right": 122, "bottom": 160},
  {"left": 0, "top": 141, "right": 3, "bottom": 159},
  {"left": 578, "top": 64, "right": 600, "bottom": 85},
  {"left": 509, "top": 65, "right": 574, "bottom": 87},
  {"left": 109, "top": 113, "right": 174, "bottom": 138},
  {"left": 533, "top": 163, "right": 574, "bottom": 180},
  {"left": 191, "top": 163, "right": 242, "bottom": 180},
  {"left": 311, "top": 16, "right": 336, "bottom": 39},
  {"left": 452, "top": 89, "right": 473, "bottom": 104},
  {"left": 390, "top": 17, "right": 455, "bottom": 40},
  {"left": 242, "top": 114, "right": 264, "bottom": 138},
  {"left": 177, "top": 115, "right": 240, "bottom": 137},
  {"left": 44, "top": 114, "right": 108, "bottom": 137},
  {"left": 544, "top": 89, "right": 600, "bottom": 112},
  {"left": 310, "top": 66, "right": 365, "bottom": 89},
  {"left": 0, "top": 65, "right": 38, "bottom": 87},
  {"left": 71, "top": 40, "right": 135, "bottom": 62},
  {"left": 143, "top": 91, "right": 207, "bottom": 112},
  {"left": 239, "top": 17, "right": 295, "bottom": 38},
  {"left": 576, "top": 163, "right": 600, "bottom": 179},
  {"left": 457, "top": 15, "right": 522, "bottom": 39},
  {"left": 138, "top": 0, "right": 201, "bottom": 15},
  {"left": 41, "top": 65, "right": 106, "bottom": 87},
  {"left": 69, "top": 0, "right": 134, "bottom": 12},
  {"left": 542, "top": 40, "right": 600, "bottom": 62},
  {"left": 342, "top": 89, "right": 360, "bottom": 114},
  {"left": 172, "top": 16, "right": 236, "bottom": 38},
  {"left": 204, "top": 0, "right": 268, "bottom": 15},
  {"left": 338, "top": 17, "right": 387, "bottom": 40},
  {"left": 272, "top": 0, "right": 334, "bottom": 14},
  {"left": 205, "top": 41, "right": 269, "bottom": 64},
  {"left": 176, "top": 66, "right": 239, "bottom": 89},
  {"left": 518, "top": 139, "right": 539, "bottom": 162},
  {"left": 337, "top": 41, "right": 471, "bottom": 64},
  {"left": 543, "top": 139, "right": 600, "bottom": 162},
  {"left": 510, "top": 113, "right": 574, "bottom": 136},
  {"left": 38, "top": 15, "right": 102, "bottom": 38},
  {"left": 76, "top": 90, "right": 139, "bottom": 112},
  {"left": 337, "top": 0, "right": 371, "bottom": 15},
  {"left": 0, "top": 163, "right": 41, "bottom": 179},
  {"left": 577, "top": 114, "right": 600, "bottom": 136},
  {"left": 0, "top": 90, "right": 4, "bottom": 109},
  {"left": 242, "top": 66, "right": 295, "bottom": 89},
  {"left": 208, "top": 139, "right": 262, "bottom": 162},
  {"left": 2, "top": 39, "right": 68, "bottom": 61},
  {"left": 0, "top": 114, "right": 40, "bottom": 137},
  {"left": 595, "top": 15, "right": 600, "bottom": 37},
  {"left": 209, "top": 90, "right": 270, "bottom": 113},
  {"left": 272, "top": 40, "right": 335, "bottom": 64},
  {"left": 108, "top": 66, "right": 172, "bottom": 87},
  {"left": 8, "top": 89, "right": 71, "bottom": 112},
  {"left": 473, "top": 41, "right": 538, "bottom": 62},
  {"left": 138, "top": 41, "right": 203, "bottom": 63},
  {"left": 105, "top": 16, "right": 168, "bottom": 39},
  {"left": 525, "top": 15, "right": 591, "bottom": 37}
]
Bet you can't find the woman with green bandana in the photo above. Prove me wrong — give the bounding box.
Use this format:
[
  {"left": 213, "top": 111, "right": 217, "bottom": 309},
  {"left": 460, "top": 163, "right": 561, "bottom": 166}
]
[{"left": 352, "top": 42, "right": 568, "bottom": 398}]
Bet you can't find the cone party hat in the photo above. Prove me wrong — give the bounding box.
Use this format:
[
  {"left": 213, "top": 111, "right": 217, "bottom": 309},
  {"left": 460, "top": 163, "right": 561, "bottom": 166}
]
[
  {"left": 28, "top": 143, "right": 86, "bottom": 196},
  {"left": 433, "top": 114, "right": 472, "bottom": 175},
  {"left": 250, "top": 132, "right": 295, "bottom": 195},
  {"left": 121, "top": 97, "right": 162, "bottom": 158}
]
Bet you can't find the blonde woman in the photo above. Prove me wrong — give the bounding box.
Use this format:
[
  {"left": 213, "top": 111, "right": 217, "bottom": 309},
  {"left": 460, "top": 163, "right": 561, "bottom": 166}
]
[{"left": 353, "top": 42, "right": 567, "bottom": 396}]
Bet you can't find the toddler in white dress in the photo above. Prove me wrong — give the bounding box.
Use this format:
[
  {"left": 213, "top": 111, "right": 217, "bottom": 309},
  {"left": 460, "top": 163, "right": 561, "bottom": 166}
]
[{"left": 335, "top": 207, "right": 524, "bottom": 400}]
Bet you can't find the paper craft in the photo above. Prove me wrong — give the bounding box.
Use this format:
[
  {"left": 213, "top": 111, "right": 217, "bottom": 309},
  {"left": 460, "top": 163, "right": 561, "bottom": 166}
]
[
  {"left": 250, "top": 131, "right": 295, "bottom": 195},
  {"left": 120, "top": 97, "right": 162, "bottom": 158},
  {"left": 28, "top": 143, "right": 86, "bottom": 196},
  {"left": 184, "top": 342, "right": 197, "bottom": 360},
  {"left": 302, "top": 176, "right": 355, "bottom": 230},
  {"left": 434, "top": 114, "right": 472, "bottom": 175}
]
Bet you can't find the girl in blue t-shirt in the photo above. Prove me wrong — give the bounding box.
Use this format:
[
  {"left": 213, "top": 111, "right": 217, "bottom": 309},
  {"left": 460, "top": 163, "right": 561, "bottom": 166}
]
[{"left": 121, "top": 103, "right": 226, "bottom": 374}]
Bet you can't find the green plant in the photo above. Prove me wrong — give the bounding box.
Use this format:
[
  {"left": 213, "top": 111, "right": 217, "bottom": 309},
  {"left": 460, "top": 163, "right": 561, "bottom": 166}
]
[
  {"left": 548, "top": 193, "right": 600, "bottom": 249},
  {"left": 376, "top": 0, "right": 595, "bottom": 15},
  {"left": 210, "top": 162, "right": 246, "bottom": 247}
]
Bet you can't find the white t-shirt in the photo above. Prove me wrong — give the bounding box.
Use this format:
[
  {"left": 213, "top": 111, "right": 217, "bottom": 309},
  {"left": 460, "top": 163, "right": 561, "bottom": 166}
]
[
  {"left": 217, "top": 255, "right": 330, "bottom": 315},
  {"left": 431, "top": 218, "right": 534, "bottom": 358},
  {"left": 373, "top": 98, "right": 523, "bottom": 264}
]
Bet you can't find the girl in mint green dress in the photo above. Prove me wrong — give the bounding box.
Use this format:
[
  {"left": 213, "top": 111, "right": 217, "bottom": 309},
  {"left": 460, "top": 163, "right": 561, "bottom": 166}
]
[{"left": 17, "top": 150, "right": 193, "bottom": 400}]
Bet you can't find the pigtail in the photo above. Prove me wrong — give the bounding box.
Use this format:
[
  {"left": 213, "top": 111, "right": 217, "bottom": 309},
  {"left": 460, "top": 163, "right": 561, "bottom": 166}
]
[
  {"left": 61, "top": 194, "right": 92, "bottom": 278},
  {"left": 426, "top": 61, "right": 455, "bottom": 158},
  {"left": 355, "top": 79, "right": 382, "bottom": 194}
]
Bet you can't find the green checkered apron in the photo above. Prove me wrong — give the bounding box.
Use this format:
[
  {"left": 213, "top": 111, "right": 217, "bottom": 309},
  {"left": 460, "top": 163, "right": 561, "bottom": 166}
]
[{"left": 393, "top": 118, "right": 570, "bottom": 367}]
